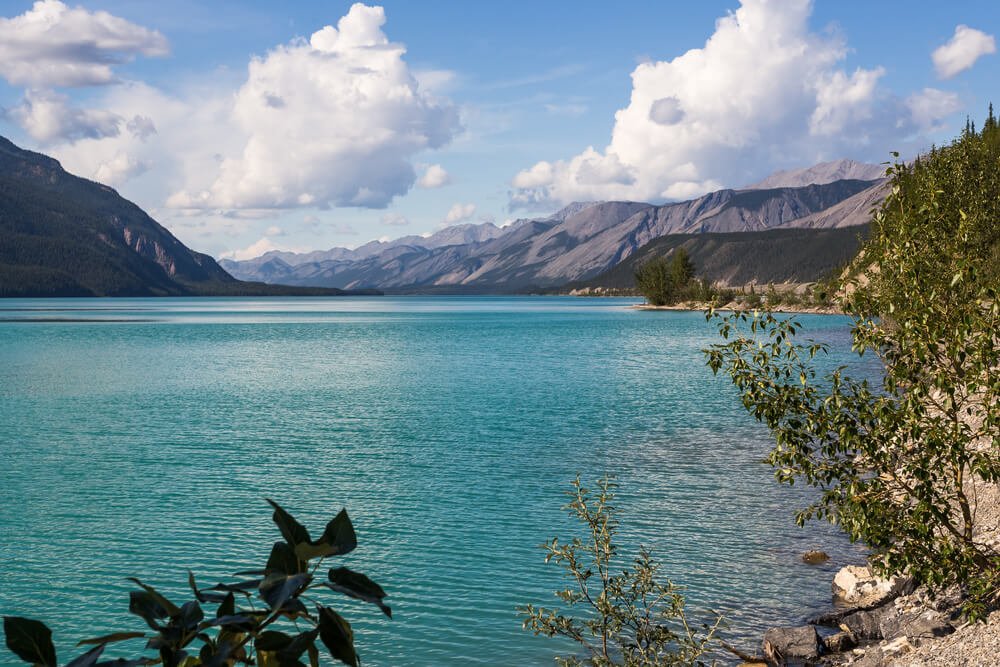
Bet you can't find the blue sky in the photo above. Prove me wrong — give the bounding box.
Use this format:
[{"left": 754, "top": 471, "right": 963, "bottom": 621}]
[{"left": 0, "top": 1, "right": 997, "bottom": 260}]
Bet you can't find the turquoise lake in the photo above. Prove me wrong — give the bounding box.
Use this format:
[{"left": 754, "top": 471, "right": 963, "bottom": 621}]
[{"left": 0, "top": 296, "right": 871, "bottom": 665}]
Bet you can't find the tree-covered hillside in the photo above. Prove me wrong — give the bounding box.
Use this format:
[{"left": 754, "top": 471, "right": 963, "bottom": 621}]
[
  {"left": 571, "top": 224, "right": 869, "bottom": 290},
  {"left": 0, "top": 137, "right": 367, "bottom": 297}
]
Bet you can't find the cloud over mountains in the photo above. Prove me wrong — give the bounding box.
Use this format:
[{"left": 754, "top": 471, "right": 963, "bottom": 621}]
[{"left": 509, "top": 0, "right": 961, "bottom": 209}]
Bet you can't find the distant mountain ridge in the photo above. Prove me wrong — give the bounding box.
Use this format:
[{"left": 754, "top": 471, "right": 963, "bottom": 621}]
[
  {"left": 223, "top": 172, "right": 886, "bottom": 292},
  {"left": 746, "top": 158, "right": 886, "bottom": 189},
  {"left": 0, "top": 136, "right": 368, "bottom": 297}
]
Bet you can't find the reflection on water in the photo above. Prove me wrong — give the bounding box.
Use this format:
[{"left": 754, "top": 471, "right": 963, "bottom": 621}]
[{"left": 0, "top": 297, "right": 871, "bottom": 665}]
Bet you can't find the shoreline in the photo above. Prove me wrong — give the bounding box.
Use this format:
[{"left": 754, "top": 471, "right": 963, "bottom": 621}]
[{"left": 631, "top": 302, "right": 843, "bottom": 315}]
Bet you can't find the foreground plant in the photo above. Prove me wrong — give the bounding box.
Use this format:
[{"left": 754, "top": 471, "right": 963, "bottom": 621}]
[
  {"left": 705, "top": 111, "right": 1000, "bottom": 618},
  {"left": 520, "top": 476, "right": 722, "bottom": 666},
  {"left": 3, "top": 500, "right": 389, "bottom": 666}
]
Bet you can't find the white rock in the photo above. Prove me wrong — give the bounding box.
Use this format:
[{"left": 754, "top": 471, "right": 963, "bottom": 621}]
[{"left": 832, "top": 564, "right": 912, "bottom": 607}]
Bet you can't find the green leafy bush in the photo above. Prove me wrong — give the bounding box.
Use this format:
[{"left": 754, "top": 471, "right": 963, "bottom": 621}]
[
  {"left": 634, "top": 249, "right": 699, "bottom": 306},
  {"left": 3, "top": 500, "right": 389, "bottom": 666},
  {"left": 705, "top": 112, "right": 1000, "bottom": 618},
  {"left": 520, "top": 476, "right": 722, "bottom": 666}
]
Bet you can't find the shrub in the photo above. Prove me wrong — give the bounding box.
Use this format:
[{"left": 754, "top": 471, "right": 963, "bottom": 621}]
[
  {"left": 705, "top": 113, "right": 1000, "bottom": 618},
  {"left": 3, "top": 500, "right": 389, "bottom": 666},
  {"left": 520, "top": 476, "right": 722, "bottom": 666}
]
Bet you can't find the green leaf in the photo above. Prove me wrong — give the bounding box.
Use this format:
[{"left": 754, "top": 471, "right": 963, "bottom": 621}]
[
  {"left": 317, "top": 606, "right": 359, "bottom": 667},
  {"left": 3, "top": 617, "right": 57, "bottom": 667},
  {"left": 126, "top": 579, "right": 181, "bottom": 617},
  {"left": 266, "top": 542, "right": 304, "bottom": 575},
  {"left": 294, "top": 510, "right": 357, "bottom": 561},
  {"left": 259, "top": 573, "right": 312, "bottom": 612},
  {"left": 128, "top": 591, "right": 170, "bottom": 630},
  {"left": 77, "top": 632, "right": 146, "bottom": 646},
  {"left": 64, "top": 644, "right": 105, "bottom": 667},
  {"left": 255, "top": 631, "right": 293, "bottom": 652},
  {"left": 326, "top": 567, "right": 391, "bottom": 618},
  {"left": 266, "top": 499, "right": 312, "bottom": 547}
]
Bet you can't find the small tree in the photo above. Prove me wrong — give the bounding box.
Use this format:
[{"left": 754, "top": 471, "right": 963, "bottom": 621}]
[
  {"left": 667, "top": 248, "right": 695, "bottom": 292},
  {"left": 635, "top": 257, "right": 673, "bottom": 306},
  {"left": 705, "top": 114, "right": 1000, "bottom": 618},
  {"left": 635, "top": 249, "right": 699, "bottom": 306},
  {"left": 520, "top": 476, "right": 721, "bottom": 666},
  {"left": 3, "top": 501, "right": 390, "bottom": 666}
]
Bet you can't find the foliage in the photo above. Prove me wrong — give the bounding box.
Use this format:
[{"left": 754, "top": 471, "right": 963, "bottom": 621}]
[
  {"left": 3, "top": 500, "right": 390, "bottom": 667},
  {"left": 520, "top": 477, "right": 721, "bottom": 666},
  {"left": 634, "top": 249, "right": 698, "bottom": 306},
  {"left": 704, "top": 113, "right": 1000, "bottom": 618}
]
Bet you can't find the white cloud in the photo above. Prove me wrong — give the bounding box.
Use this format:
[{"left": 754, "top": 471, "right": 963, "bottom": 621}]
[
  {"left": 93, "top": 150, "right": 150, "bottom": 185},
  {"left": 509, "top": 0, "right": 951, "bottom": 209},
  {"left": 907, "top": 88, "right": 962, "bottom": 132},
  {"left": 6, "top": 89, "right": 122, "bottom": 144},
  {"left": 545, "top": 103, "right": 588, "bottom": 117},
  {"left": 444, "top": 202, "right": 475, "bottom": 224},
  {"left": 932, "top": 25, "right": 996, "bottom": 79},
  {"left": 219, "top": 237, "right": 287, "bottom": 261},
  {"left": 265, "top": 225, "right": 285, "bottom": 236},
  {"left": 381, "top": 212, "right": 410, "bottom": 226},
  {"left": 416, "top": 163, "right": 451, "bottom": 188},
  {"left": 0, "top": 0, "right": 168, "bottom": 88},
  {"left": 167, "top": 3, "right": 459, "bottom": 210}
]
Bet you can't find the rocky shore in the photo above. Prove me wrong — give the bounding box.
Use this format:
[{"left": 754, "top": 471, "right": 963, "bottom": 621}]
[{"left": 753, "top": 483, "right": 1000, "bottom": 666}]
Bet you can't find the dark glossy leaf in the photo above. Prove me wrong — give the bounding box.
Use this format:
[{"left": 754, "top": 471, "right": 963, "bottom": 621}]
[
  {"left": 326, "top": 567, "right": 391, "bottom": 618},
  {"left": 126, "top": 579, "right": 180, "bottom": 617},
  {"left": 266, "top": 499, "right": 312, "bottom": 547},
  {"left": 129, "top": 591, "right": 169, "bottom": 630},
  {"left": 255, "top": 631, "right": 292, "bottom": 652},
  {"left": 278, "top": 629, "right": 319, "bottom": 667},
  {"left": 3, "top": 617, "right": 57, "bottom": 667},
  {"left": 78, "top": 632, "right": 146, "bottom": 646},
  {"left": 94, "top": 659, "right": 157, "bottom": 667},
  {"left": 317, "top": 606, "right": 358, "bottom": 667},
  {"left": 65, "top": 644, "right": 105, "bottom": 667},
  {"left": 200, "top": 640, "right": 236, "bottom": 667},
  {"left": 266, "top": 542, "right": 304, "bottom": 576},
  {"left": 294, "top": 510, "right": 357, "bottom": 561},
  {"left": 259, "top": 573, "right": 311, "bottom": 612},
  {"left": 217, "top": 592, "right": 235, "bottom": 619},
  {"left": 208, "top": 579, "right": 261, "bottom": 593},
  {"left": 200, "top": 615, "right": 256, "bottom": 632},
  {"left": 177, "top": 600, "right": 204, "bottom": 630},
  {"left": 187, "top": 571, "right": 204, "bottom": 603},
  {"left": 277, "top": 598, "right": 309, "bottom": 620}
]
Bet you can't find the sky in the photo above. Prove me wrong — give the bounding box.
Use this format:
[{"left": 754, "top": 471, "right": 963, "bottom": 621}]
[{"left": 0, "top": 1, "right": 997, "bottom": 260}]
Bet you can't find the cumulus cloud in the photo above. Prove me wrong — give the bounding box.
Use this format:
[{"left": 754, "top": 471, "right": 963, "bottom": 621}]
[
  {"left": 220, "top": 237, "right": 289, "bottom": 261},
  {"left": 6, "top": 89, "right": 122, "bottom": 144},
  {"left": 416, "top": 163, "right": 451, "bottom": 188},
  {"left": 93, "top": 150, "right": 150, "bottom": 185},
  {"left": 168, "top": 3, "right": 459, "bottom": 210},
  {"left": 381, "top": 212, "right": 410, "bottom": 226},
  {"left": 933, "top": 25, "right": 996, "bottom": 79},
  {"left": 0, "top": 0, "right": 168, "bottom": 88},
  {"left": 510, "top": 0, "right": 955, "bottom": 209},
  {"left": 907, "top": 88, "right": 962, "bottom": 132},
  {"left": 444, "top": 202, "right": 475, "bottom": 224}
]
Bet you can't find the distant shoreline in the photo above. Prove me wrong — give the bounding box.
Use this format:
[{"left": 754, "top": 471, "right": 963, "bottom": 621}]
[{"left": 630, "top": 302, "right": 843, "bottom": 315}]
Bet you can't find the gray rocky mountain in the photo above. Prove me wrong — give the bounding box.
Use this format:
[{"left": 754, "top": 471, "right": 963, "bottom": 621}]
[
  {"left": 746, "top": 158, "right": 886, "bottom": 189},
  {"left": 222, "top": 175, "right": 885, "bottom": 292}
]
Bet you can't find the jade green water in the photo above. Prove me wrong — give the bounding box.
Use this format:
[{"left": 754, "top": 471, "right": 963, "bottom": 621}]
[{"left": 0, "top": 297, "right": 869, "bottom": 665}]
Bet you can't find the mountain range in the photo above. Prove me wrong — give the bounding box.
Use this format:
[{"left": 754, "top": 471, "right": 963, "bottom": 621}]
[
  {"left": 222, "top": 165, "right": 887, "bottom": 292},
  {"left": 0, "top": 136, "right": 373, "bottom": 297},
  {"left": 0, "top": 133, "right": 887, "bottom": 297}
]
